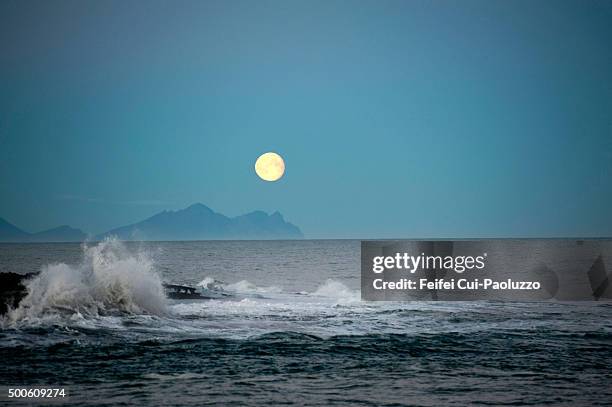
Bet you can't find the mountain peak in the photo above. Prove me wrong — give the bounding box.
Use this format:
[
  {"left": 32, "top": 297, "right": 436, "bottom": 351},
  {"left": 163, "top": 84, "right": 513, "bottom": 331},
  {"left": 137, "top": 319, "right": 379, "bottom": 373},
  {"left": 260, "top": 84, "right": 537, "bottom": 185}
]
[
  {"left": 96, "top": 203, "right": 303, "bottom": 241},
  {"left": 0, "top": 217, "right": 30, "bottom": 241},
  {"left": 183, "top": 203, "right": 214, "bottom": 213},
  {"left": 0, "top": 217, "right": 86, "bottom": 242},
  {"left": 0, "top": 203, "right": 303, "bottom": 242},
  {"left": 0, "top": 217, "right": 21, "bottom": 229},
  {"left": 242, "top": 210, "right": 268, "bottom": 219}
]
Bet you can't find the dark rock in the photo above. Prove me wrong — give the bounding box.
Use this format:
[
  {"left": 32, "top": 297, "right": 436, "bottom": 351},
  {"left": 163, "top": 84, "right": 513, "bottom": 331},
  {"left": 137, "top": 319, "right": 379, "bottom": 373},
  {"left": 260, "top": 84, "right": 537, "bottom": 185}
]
[{"left": 0, "top": 272, "right": 36, "bottom": 315}]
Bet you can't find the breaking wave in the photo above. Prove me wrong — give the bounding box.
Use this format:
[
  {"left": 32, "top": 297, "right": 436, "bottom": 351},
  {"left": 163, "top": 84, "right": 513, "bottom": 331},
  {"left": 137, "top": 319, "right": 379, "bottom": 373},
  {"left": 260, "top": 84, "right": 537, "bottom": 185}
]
[
  {"left": 311, "top": 279, "right": 360, "bottom": 303},
  {"left": 196, "top": 276, "right": 357, "bottom": 302},
  {"left": 7, "top": 239, "right": 167, "bottom": 323},
  {"left": 196, "top": 277, "right": 281, "bottom": 294}
]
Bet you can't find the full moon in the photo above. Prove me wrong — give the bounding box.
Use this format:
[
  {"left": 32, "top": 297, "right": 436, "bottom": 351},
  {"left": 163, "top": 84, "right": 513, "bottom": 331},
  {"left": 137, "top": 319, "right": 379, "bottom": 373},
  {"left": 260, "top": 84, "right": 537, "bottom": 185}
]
[{"left": 255, "top": 152, "right": 285, "bottom": 181}]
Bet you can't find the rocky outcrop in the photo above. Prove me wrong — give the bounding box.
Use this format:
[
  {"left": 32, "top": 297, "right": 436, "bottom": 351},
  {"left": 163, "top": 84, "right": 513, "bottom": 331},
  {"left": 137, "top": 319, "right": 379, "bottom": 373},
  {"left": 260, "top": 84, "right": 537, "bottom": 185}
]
[{"left": 0, "top": 272, "right": 35, "bottom": 315}]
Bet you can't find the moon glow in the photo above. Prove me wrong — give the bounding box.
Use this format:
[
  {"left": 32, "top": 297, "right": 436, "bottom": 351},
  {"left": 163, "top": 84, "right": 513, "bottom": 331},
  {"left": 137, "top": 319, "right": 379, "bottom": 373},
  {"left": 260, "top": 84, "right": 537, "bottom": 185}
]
[{"left": 255, "top": 152, "right": 285, "bottom": 182}]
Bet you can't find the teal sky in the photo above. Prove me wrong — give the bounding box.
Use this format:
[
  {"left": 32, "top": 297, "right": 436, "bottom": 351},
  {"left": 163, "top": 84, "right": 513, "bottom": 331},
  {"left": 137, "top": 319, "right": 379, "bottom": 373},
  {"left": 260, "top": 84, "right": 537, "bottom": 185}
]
[{"left": 1, "top": 0, "right": 611, "bottom": 238}]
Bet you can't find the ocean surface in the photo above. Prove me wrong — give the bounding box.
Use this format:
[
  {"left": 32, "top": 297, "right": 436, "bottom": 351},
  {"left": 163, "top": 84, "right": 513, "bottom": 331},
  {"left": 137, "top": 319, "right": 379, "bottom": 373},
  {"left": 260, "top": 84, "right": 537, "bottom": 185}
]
[{"left": 0, "top": 240, "right": 611, "bottom": 406}]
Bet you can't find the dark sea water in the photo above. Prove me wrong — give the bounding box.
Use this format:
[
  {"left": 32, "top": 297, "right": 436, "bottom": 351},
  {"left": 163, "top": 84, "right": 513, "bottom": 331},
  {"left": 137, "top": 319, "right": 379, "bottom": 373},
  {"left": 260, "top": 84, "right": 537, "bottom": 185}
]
[{"left": 1, "top": 240, "right": 611, "bottom": 406}]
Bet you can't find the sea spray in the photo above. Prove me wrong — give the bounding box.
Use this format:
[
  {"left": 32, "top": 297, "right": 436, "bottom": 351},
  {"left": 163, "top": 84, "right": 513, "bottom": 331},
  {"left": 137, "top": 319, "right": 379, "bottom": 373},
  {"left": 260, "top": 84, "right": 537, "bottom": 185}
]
[
  {"left": 8, "top": 239, "right": 167, "bottom": 322},
  {"left": 197, "top": 276, "right": 281, "bottom": 294},
  {"left": 225, "top": 280, "right": 282, "bottom": 294},
  {"left": 311, "top": 279, "right": 360, "bottom": 303},
  {"left": 196, "top": 276, "right": 225, "bottom": 291}
]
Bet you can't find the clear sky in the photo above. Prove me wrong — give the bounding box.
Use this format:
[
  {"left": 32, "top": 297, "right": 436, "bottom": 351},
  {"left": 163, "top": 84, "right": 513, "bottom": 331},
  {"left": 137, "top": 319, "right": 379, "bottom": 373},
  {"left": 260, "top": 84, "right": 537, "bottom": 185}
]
[{"left": 1, "top": 0, "right": 611, "bottom": 238}]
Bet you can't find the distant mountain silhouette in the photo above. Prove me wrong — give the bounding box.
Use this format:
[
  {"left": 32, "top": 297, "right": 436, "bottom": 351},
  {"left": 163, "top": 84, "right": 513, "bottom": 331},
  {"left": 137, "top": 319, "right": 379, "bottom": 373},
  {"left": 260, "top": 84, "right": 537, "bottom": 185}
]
[
  {"left": 0, "top": 218, "right": 30, "bottom": 242},
  {"left": 0, "top": 204, "right": 303, "bottom": 242},
  {"left": 0, "top": 218, "right": 87, "bottom": 242},
  {"left": 96, "top": 203, "right": 303, "bottom": 241},
  {"left": 28, "top": 226, "right": 87, "bottom": 242}
]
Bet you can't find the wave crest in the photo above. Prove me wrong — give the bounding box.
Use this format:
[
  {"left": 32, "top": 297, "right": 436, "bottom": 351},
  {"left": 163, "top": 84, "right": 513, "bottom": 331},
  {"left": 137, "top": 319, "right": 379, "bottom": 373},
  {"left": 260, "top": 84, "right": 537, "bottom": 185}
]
[
  {"left": 196, "top": 276, "right": 281, "bottom": 295},
  {"left": 8, "top": 239, "right": 167, "bottom": 323},
  {"left": 311, "top": 279, "right": 359, "bottom": 302}
]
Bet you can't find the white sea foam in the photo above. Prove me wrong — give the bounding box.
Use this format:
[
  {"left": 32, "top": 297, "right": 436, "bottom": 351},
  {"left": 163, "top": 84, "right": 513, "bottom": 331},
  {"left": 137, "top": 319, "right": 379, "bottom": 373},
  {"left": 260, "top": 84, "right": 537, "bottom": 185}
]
[
  {"left": 225, "top": 280, "right": 282, "bottom": 294},
  {"left": 311, "top": 279, "right": 360, "bottom": 303},
  {"left": 196, "top": 276, "right": 281, "bottom": 294},
  {"left": 196, "top": 276, "right": 225, "bottom": 291},
  {"left": 195, "top": 276, "right": 356, "bottom": 302},
  {"left": 7, "top": 239, "right": 167, "bottom": 323},
  {"left": 196, "top": 276, "right": 216, "bottom": 288}
]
